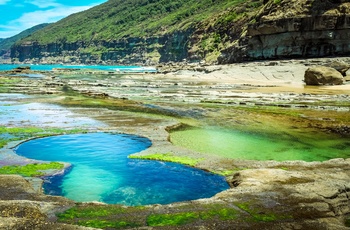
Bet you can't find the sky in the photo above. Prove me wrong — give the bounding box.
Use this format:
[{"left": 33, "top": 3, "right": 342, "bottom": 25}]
[{"left": 0, "top": 0, "right": 107, "bottom": 38}]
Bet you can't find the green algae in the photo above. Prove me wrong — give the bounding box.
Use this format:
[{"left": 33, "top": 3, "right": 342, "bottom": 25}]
[
  {"left": 58, "top": 205, "right": 146, "bottom": 229},
  {"left": 58, "top": 203, "right": 240, "bottom": 229},
  {"left": 236, "top": 202, "right": 291, "bottom": 222},
  {"left": 147, "top": 207, "right": 239, "bottom": 227},
  {"left": 0, "top": 126, "right": 87, "bottom": 148},
  {"left": 213, "top": 168, "right": 248, "bottom": 176},
  {"left": 147, "top": 212, "right": 198, "bottom": 226},
  {"left": 345, "top": 217, "right": 350, "bottom": 227},
  {"left": 0, "top": 162, "right": 64, "bottom": 177},
  {"left": 128, "top": 153, "right": 203, "bottom": 167},
  {"left": 0, "top": 77, "right": 22, "bottom": 93},
  {"left": 76, "top": 220, "right": 139, "bottom": 229},
  {"left": 58, "top": 205, "right": 145, "bottom": 219}
]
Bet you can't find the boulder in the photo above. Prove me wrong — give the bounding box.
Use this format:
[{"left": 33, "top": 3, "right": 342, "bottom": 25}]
[
  {"left": 13, "top": 66, "right": 31, "bottom": 73},
  {"left": 304, "top": 66, "right": 344, "bottom": 85},
  {"left": 327, "top": 61, "right": 350, "bottom": 76}
]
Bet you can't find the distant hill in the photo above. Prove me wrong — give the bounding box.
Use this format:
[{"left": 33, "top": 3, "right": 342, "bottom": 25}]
[
  {"left": 11, "top": 0, "right": 350, "bottom": 64},
  {"left": 0, "top": 23, "right": 50, "bottom": 51}
]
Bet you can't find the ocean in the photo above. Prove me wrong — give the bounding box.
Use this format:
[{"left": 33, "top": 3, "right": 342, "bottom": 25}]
[{"left": 0, "top": 64, "right": 156, "bottom": 72}]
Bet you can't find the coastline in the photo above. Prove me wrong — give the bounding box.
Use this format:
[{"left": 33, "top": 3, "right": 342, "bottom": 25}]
[{"left": 0, "top": 58, "right": 349, "bottom": 229}]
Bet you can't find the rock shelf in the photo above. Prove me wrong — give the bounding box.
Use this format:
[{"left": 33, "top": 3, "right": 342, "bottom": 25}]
[{"left": 0, "top": 59, "right": 349, "bottom": 229}]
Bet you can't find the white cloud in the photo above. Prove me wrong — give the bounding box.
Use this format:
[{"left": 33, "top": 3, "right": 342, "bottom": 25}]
[
  {"left": 0, "top": 2, "right": 103, "bottom": 38},
  {"left": 0, "top": 0, "right": 10, "bottom": 5},
  {"left": 12, "top": 5, "right": 93, "bottom": 29},
  {"left": 24, "top": 0, "right": 60, "bottom": 9}
]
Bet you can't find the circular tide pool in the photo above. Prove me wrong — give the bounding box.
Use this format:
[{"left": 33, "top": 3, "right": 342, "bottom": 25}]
[{"left": 14, "top": 133, "right": 228, "bottom": 205}]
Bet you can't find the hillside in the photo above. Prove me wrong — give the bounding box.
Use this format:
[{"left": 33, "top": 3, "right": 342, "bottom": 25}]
[
  {"left": 10, "top": 0, "right": 350, "bottom": 64},
  {"left": 0, "top": 24, "right": 49, "bottom": 51},
  {"left": 0, "top": 24, "right": 50, "bottom": 58},
  {"left": 17, "top": 0, "right": 254, "bottom": 42},
  {"left": 11, "top": 0, "right": 262, "bottom": 64}
]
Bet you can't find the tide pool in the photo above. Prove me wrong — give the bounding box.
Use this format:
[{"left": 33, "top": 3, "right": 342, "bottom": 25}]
[
  {"left": 14, "top": 133, "right": 228, "bottom": 205},
  {"left": 170, "top": 127, "right": 350, "bottom": 162}
]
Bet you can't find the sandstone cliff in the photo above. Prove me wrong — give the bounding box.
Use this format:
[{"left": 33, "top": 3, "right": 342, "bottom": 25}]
[
  {"left": 219, "top": 0, "right": 350, "bottom": 63},
  {"left": 11, "top": 31, "right": 192, "bottom": 65}
]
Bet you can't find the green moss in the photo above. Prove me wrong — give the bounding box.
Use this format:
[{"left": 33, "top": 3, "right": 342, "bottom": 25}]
[
  {"left": 0, "top": 78, "right": 22, "bottom": 84},
  {"left": 129, "top": 153, "right": 203, "bottom": 167},
  {"left": 236, "top": 202, "right": 291, "bottom": 222},
  {"left": 58, "top": 205, "right": 146, "bottom": 229},
  {"left": 58, "top": 206, "right": 136, "bottom": 219},
  {"left": 213, "top": 168, "right": 249, "bottom": 176},
  {"left": 0, "top": 126, "right": 86, "bottom": 148},
  {"left": 147, "top": 207, "right": 238, "bottom": 227},
  {"left": 77, "top": 220, "right": 139, "bottom": 229},
  {"left": 345, "top": 217, "right": 350, "bottom": 227},
  {"left": 147, "top": 212, "right": 198, "bottom": 226},
  {"left": 0, "top": 162, "right": 64, "bottom": 177},
  {"left": 58, "top": 203, "right": 239, "bottom": 228}
]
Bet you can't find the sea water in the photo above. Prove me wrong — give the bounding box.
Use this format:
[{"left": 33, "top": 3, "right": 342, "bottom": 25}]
[
  {"left": 14, "top": 133, "right": 228, "bottom": 205},
  {"left": 0, "top": 64, "right": 156, "bottom": 72}
]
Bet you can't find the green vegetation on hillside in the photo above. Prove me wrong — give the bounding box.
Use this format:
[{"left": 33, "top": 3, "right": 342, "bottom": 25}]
[
  {"left": 19, "top": 0, "right": 262, "bottom": 44},
  {"left": 12, "top": 0, "right": 264, "bottom": 63}
]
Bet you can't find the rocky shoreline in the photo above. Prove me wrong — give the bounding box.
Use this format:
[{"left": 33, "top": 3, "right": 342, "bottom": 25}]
[{"left": 0, "top": 58, "right": 349, "bottom": 229}]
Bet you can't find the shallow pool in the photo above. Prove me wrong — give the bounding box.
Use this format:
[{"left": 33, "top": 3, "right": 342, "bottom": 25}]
[
  {"left": 170, "top": 127, "right": 350, "bottom": 161},
  {"left": 14, "top": 133, "right": 228, "bottom": 205}
]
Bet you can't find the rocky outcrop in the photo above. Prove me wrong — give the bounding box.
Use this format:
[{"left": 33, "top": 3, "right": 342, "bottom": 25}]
[
  {"left": 0, "top": 175, "right": 95, "bottom": 229},
  {"left": 219, "top": 0, "right": 350, "bottom": 63},
  {"left": 224, "top": 158, "right": 350, "bottom": 229},
  {"left": 327, "top": 61, "right": 350, "bottom": 76},
  {"left": 10, "top": 31, "right": 192, "bottom": 65},
  {"left": 304, "top": 66, "right": 344, "bottom": 85}
]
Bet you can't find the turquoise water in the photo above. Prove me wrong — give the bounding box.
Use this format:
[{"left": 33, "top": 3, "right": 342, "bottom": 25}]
[
  {"left": 14, "top": 133, "right": 228, "bottom": 205},
  {"left": 0, "top": 64, "right": 156, "bottom": 72},
  {"left": 170, "top": 127, "right": 350, "bottom": 161}
]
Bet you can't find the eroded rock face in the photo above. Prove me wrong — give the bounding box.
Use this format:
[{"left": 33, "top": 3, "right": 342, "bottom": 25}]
[
  {"left": 219, "top": 1, "right": 350, "bottom": 63},
  {"left": 304, "top": 66, "right": 344, "bottom": 85},
  {"left": 10, "top": 31, "right": 192, "bottom": 65},
  {"left": 222, "top": 158, "right": 350, "bottom": 229}
]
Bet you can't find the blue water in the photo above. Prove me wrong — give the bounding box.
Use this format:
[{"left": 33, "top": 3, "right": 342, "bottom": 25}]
[
  {"left": 0, "top": 64, "right": 156, "bottom": 72},
  {"left": 14, "top": 133, "right": 228, "bottom": 205}
]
